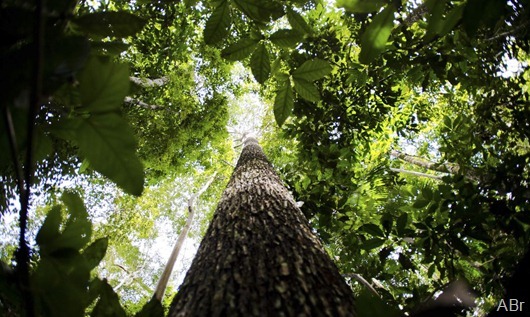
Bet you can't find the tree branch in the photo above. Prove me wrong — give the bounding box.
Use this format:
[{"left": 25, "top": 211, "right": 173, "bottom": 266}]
[
  {"left": 390, "top": 167, "right": 444, "bottom": 180},
  {"left": 153, "top": 172, "right": 219, "bottom": 301},
  {"left": 130, "top": 76, "right": 170, "bottom": 88},
  {"left": 343, "top": 273, "right": 380, "bottom": 298},
  {"left": 124, "top": 96, "right": 165, "bottom": 110}
]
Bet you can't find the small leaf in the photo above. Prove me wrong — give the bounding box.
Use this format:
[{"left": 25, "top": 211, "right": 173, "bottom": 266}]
[
  {"left": 286, "top": 8, "right": 311, "bottom": 34},
  {"left": 250, "top": 43, "right": 271, "bottom": 84},
  {"left": 292, "top": 59, "right": 332, "bottom": 81},
  {"left": 359, "top": 5, "right": 396, "bottom": 64},
  {"left": 396, "top": 213, "right": 408, "bottom": 236},
  {"left": 76, "top": 113, "right": 144, "bottom": 196},
  {"left": 398, "top": 253, "right": 415, "bottom": 270},
  {"left": 274, "top": 78, "right": 294, "bottom": 127},
  {"left": 204, "top": 0, "right": 231, "bottom": 45},
  {"left": 78, "top": 56, "right": 129, "bottom": 113},
  {"left": 73, "top": 11, "right": 146, "bottom": 38},
  {"left": 269, "top": 29, "right": 304, "bottom": 48},
  {"left": 337, "top": 0, "right": 387, "bottom": 13},
  {"left": 361, "top": 238, "right": 385, "bottom": 250},
  {"left": 413, "top": 198, "right": 430, "bottom": 209},
  {"left": 359, "top": 223, "right": 385, "bottom": 238},
  {"left": 83, "top": 238, "right": 108, "bottom": 271},
  {"left": 221, "top": 38, "right": 259, "bottom": 61},
  {"left": 293, "top": 78, "right": 320, "bottom": 102}
]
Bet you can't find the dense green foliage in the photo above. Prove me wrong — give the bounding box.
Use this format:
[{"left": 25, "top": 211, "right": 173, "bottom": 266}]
[{"left": 1, "top": 0, "right": 529, "bottom": 316}]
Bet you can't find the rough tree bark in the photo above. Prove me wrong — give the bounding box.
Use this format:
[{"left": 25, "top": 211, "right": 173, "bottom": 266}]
[{"left": 168, "top": 137, "right": 356, "bottom": 317}]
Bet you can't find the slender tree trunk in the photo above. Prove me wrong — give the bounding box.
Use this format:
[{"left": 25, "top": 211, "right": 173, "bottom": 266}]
[
  {"left": 153, "top": 172, "right": 218, "bottom": 301},
  {"left": 168, "top": 137, "right": 356, "bottom": 317}
]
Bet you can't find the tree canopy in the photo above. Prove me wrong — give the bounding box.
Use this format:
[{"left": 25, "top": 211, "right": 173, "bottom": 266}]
[{"left": 1, "top": 0, "right": 529, "bottom": 316}]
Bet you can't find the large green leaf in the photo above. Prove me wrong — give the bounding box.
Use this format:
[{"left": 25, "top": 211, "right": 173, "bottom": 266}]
[
  {"left": 73, "top": 11, "right": 146, "bottom": 38},
  {"left": 359, "top": 5, "right": 395, "bottom": 64},
  {"left": 250, "top": 43, "right": 271, "bottom": 84},
  {"left": 337, "top": 0, "right": 387, "bottom": 13},
  {"left": 76, "top": 113, "right": 144, "bottom": 196},
  {"left": 292, "top": 59, "right": 332, "bottom": 81},
  {"left": 35, "top": 206, "right": 63, "bottom": 250},
  {"left": 221, "top": 38, "right": 259, "bottom": 61},
  {"left": 274, "top": 78, "right": 294, "bottom": 127},
  {"left": 356, "top": 288, "right": 402, "bottom": 317},
  {"left": 83, "top": 238, "right": 108, "bottom": 271},
  {"left": 361, "top": 238, "right": 385, "bottom": 250},
  {"left": 359, "top": 223, "right": 385, "bottom": 238},
  {"left": 269, "top": 29, "right": 304, "bottom": 48},
  {"left": 293, "top": 78, "right": 320, "bottom": 102},
  {"left": 204, "top": 0, "right": 231, "bottom": 45},
  {"left": 78, "top": 56, "right": 129, "bottom": 113},
  {"left": 286, "top": 8, "right": 311, "bottom": 35}
]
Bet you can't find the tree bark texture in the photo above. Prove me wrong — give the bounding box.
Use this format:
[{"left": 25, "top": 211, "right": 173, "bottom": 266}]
[{"left": 168, "top": 137, "right": 356, "bottom": 317}]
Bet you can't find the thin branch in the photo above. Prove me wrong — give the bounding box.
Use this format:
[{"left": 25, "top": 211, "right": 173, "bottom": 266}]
[
  {"left": 153, "top": 172, "right": 218, "bottom": 301},
  {"left": 390, "top": 167, "right": 444, "bottom": 180},
  {"left": 343, "top": 273, "right": 380, "bottom": 298},
  {"left": 124, "top": 96, "right": 165, "bottom": 110},
  {"left": 130, "top": 76, "right": 170, "bottom": 88},
  {"left": 2, "top": 107, "right": 26, "bottom": 205}
]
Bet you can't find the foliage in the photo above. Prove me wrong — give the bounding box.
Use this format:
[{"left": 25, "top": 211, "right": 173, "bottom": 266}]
[{"left": 1, "top": 0, "right": 530, "bottom": 316}]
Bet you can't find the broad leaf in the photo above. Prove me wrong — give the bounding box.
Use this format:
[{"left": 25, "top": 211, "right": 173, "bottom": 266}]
[
  {"left": 360, "top": 223, "right": 385, "bottom": 238},
  {"left": 337, "top": 0, "right": 387, "bottom": 13},
  {"left": 233, "top": 0, "right": 283, "bottom": 22},
  {"left": 250, "top": 43, "right": 271, "bottom": 84},
  {"left": 292, "top": 59, "right": 332, "bottom": 81},
  {"left": 83, "top": 238, "right": 108, "bottom": 271},
  {"left": 356, "top": 287, "right": 402, "bottom": 317},
  {"left": 78, "top": 56, "right": 129, "bottom": 113},
  {"left": 361, "top": 238, "right": 385, "bottom": 250},
  {"left": 359, "top": 5, "right": 395, "bottom": 64},
  {"left": 36, "top": 206, "right": 63, "bottom": 250},
  {"left": 269, "top": 29, "right": 304, "bottom": 48},
  {"left": 274, "top": 78, "right": 294, "bottom": 127},
  {"left": 287, "top": 8, "right": 311, "bottom": 35},
  {"left": 73, "top": 11, "right": 146, "bottom": 38},
  {"left": 293, "top": 78, "right": 320, "bottom": 102},
  {"left": 204, "top": 0, "right": 231, "bottom": 45},
  {"left": 76, "top": 113, "right": 144, "bottom": 196},
  {"left": 135, "top": 298, "right": 164, "bottom": 317},
  {"left": 59, "top": 192, "right": 92, "bottom": 251},
  {"left": 221, "top": 38, "right": 259, "bottom": 61}
]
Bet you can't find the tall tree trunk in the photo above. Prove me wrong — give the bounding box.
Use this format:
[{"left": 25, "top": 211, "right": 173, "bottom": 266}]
[{"left": 168, "top": 137, "right": 356, "bottom": 317}]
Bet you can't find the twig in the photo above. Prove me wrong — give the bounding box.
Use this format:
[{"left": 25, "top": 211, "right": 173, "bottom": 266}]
[{"left": 343, "top": 273, "right": 380, "bottom": 298}]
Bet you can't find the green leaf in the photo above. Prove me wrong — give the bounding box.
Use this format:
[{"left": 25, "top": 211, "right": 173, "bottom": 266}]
[
  {"left": 292, "top": 59, "right": 332, "bottom": 81},
  {"left": 90, "top": 279, "right": 127, "bottom": 317},
  {"left": 135, "top": 298, "right": 164, "bottom": 317},
  {"left": 337, "top": 0, "right": 387, "bottom": 13},
  {"left": 286, "top": 8, "right": 311, "bottom": 34},
  {"left": 76, "top": 113, "right": 144, "bottom": 196},
  {"left": 396, "top": 213, "right": 408, "bottom": 236},
  {"left": 359, "top": 5, "right": 395, "bottom": 64},
  {"left": 90, "top": 41, "right": 130, "bottom": 56},
  {"left": 78, "top": 56, "right": 129, "bottom": 113},
  {"left": 425, "top": 0, "right": 446, "bottom": 39},
  {"left": 413, "top": 198, "right": 430, "bottom": 209},
  {"left": 274, "top": 78, "right": 294, "bottom": 127},
  {"left": 83, "top": 238, "right": 108, "bottom": 271},
  {"left": 293, "top": 78, "right": 320, "bottom": 102},
  {"left": 356, "top": 287, "right": 402, "bottom": 317},
  {"left": 221, "top": 38, "right": 259, "bottom": 61},
  {"left": 359, "top": 223, "right": 385, "bottom": 238},
  {"left": 36, "top": 206, "right": 63, "bottom": 249},
  {"left": 59, "top": 192, "right": 92, "bottom": 251},
  {"left": 269, "top": 29, "right": 304, "bottom": 48},
  {"left": 73, "top": 11, "right": 146, "bottom": 38},
  {"left": 204, "top": 0, "right": 231, "bottom": 45},
  {"left": 398, "top": 253, "right": 415, "bottom": 270},
  {"left": 250, "top": 43, "right": 271, "bottom": 84},
  {"left": 361, "top": 238, "right": 385, "bottom": 250},
  {"left": 233, "top": 0, "right": 283, "bottom": 22}
]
